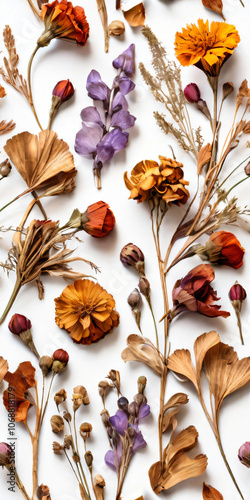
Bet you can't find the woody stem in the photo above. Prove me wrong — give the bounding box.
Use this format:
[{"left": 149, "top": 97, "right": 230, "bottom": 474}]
[
  {"left": 0, "top": 278, "right": 22, "bottom": 325},
  {"left": 15, "top": 470, "right": 31, "bottom": 500},
  {"left": 27, "top": 45, "right": 43, "bottom": 130}
]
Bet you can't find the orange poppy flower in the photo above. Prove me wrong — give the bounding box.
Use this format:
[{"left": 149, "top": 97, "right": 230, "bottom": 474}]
[
  {"left": 39, "top": 0, "right": 89, "bottom": 47},
  {"left": 82, "top": 201, "right": 116, "bottom": 238},
  {"left": 55, "top": 279, "right": 120, "bottom": 344},
  {"left": 205, "top": 231, "right": 245, "bottom": 269},
  {"left": 3, "top": 362, "right": 36, "bottom": 422},
  {"left": 175, "top": 20, "right": 240, "bottom": 77}
]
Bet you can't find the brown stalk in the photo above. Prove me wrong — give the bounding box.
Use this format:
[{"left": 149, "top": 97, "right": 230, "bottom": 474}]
[
  {"left": 26, "top": 0, "right": 41, "bottom": 18},
  {"left": 96, "top": 0, "right": 109, "bottom": 53}
]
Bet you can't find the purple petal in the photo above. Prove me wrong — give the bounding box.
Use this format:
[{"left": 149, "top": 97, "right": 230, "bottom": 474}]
[
  {"left": 96, "top": 129, "right": 128, "bottom": 164},
  {"left": 109, "top": 410, "right": 128, "bottom": 435},
  {"left": 80, "top": 106, "right": 103, "bottom": 127},
  {"left": 119, "top": 76, "right": 135, "bottom": 95},
  {"left": 132, "top": 430, "right": 147, "bottom": 453},
  {"left": 86, "top": 70, "right": 110, "bottom": 101},
  {"left": 138, "top": 403, "right": 150, "bottom": 419},
  {"left": 75, "top": 122, "right": 103, "bottom": 157},
  {"left": 104, "top": 450, "right": 118, "bottom": 472},
  {"left": 111, "top": 110, "right": 136, "bottom": 130},
  {"left": 113, "top": 44, "right": 135, "bottom": 77},
  {"left": 112, "top": 92, "right": 128, "bottom": 113}
]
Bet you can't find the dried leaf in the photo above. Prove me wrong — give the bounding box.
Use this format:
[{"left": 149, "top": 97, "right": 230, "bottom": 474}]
[
  {"left": 121, "top": 334, "right": 164, "bottom": 376},
  {"left": 202, "top": 0, "right": 225, "bottom": 20},
  {"left": 236, "top": 80, "right": 250, "bottom": 111},
  {"left": 122, "top": 3, "right": 145, "bottom": 27},
  {"left": 162, "top": 393, "right": 189, "bottom": 433},
  {"left": 197, "top": 143, "right": 212, "bottom": 175},
  {"left": 0, "top": 84, "right": 6, "bottom": 98},
  {"left": 203, "top": 482, "right": 223, "bottom": 499},
  {"left": 167, "top": 349, "right": 198, "bottom": 390},
  {"left": 0, "top": 119, "right": 15, "bottom": 135},
  {"left": 243, "top": 121, "right": 250, "bottom": 133},
  {"left": 194, "top": 331, "right": 220, "bottom": 388},
  {"left": 149, "top": 426, "right": 207, "bottom": 493},
  {"left": 0, "top": 357, "right": 8, "bottom": 383}
]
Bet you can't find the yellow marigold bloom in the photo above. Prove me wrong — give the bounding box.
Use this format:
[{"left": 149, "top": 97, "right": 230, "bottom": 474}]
[
  {"left": 55, "top": 279, "right": 120, "bottom": 345},
  {"left": 124, "top": 156, "right": 189, "bottom": 204},
  {"left": 175, "top": 19, "right": 240, "bottom": 77}
]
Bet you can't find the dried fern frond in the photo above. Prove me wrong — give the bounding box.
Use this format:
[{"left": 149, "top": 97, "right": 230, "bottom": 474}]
[{"left": 0, "top": 26, "right": 31, "bottom": 103}]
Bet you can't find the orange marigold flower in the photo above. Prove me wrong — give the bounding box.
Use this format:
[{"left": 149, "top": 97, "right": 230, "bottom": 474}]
[
  {"left": 55, "top": 279, "right": 120, "bottom": 344},
  {"left": 82, "top": 201, "right": 116, "bottom": 238},
  {"left": 204, "top": 231, "right": 245, "bottom": 269},
  {"left": 39, "top": 0, "right": 89, "bottom": 47},
  {"left": 175, "top": 19, "right": 240, "bottom": 77},
  {"left": 124, "top": 156, "right": 189, "bottom": 204},
  {"left": 3, "top": 362, "right": 36, "bottom": 422}
]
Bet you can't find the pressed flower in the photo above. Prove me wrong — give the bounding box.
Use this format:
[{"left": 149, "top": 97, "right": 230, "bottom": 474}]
[
  {"left": 122, "top": 334, "right": 165, "bottom": 376},
  {"left": 3, "top": 362, "right": 36, "bottom": 422},
  {"left": 120, "top": 243, "right": 145, "bottom": 275},
  {"left": 171, "top": 264, "right": 230, "bottom": 318},
  {"left": 55, "top": 279, "right": 120, "bottom": 344},
  {"left": 38, "top": 0, "right": 89, "bottom": 47},
  {"left": 0, "top": 442, "right": 13, "bottom": 467},
  {"left": 124, "top": 156, "right": 189, "bottom": 204},
  {"left": 175, "top": 20, "right": 240, "bottom": 77},
  {"left": 203, "top": 482, "right": 224, "bottom": 499},
  {"left": 199, "top": 231, "right": 245, "bottom": 268}
]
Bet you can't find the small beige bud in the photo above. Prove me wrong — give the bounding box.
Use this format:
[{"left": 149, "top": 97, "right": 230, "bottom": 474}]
[
  {"left": 52, "top": 441, "right": 63, "bottom": 455},
  {"left": 39, "top": 355, "right": 53, "bottom": 377},
  {"left": 73, "top": 386, "right": 90, "bottom": 409},
  {"left": 84, "top": 450, "right": 93, "bottom": 467},
  {"left": 137, "top": 376, "right": 147, "bottom": 394},
  {"left": 64, "top": 435, "right": 73, "bottom": 449},
  {"left": 80, "top": 422, "right": 93, "bottom": 439},
  {"left": 100, "top": 408, "right": 110, "bottom": 427},
  {"left": 63, "top": 411, "right": 72, "bottom": 423},
  {"left": 138, "top": 276, "right": 150, "bottom": 299},
  {"left": 98, "top": 380, "right": 111, "bottom": 400},
  {"left": 0, "top": 159, "right": 11, "bottom": 178},
  {"left": 108, "top": 20, "right": 125, "bottom": 36},
  {"left": 108, "top": 370, "right": 120, "bottom": 392},
  {"left": 94, "top": 474, "right": 106, "bottom": 488},
  {"left": 54, "top": 388, "right": 67, "bottom": 408},
  {"left": 127, "top": 288, "right": 142, "bottom": 309},
  {"left": 72, "top": 452, "right": 80, "bottom": 463},
  {"left": 50, "top": 415, "right": 64, "bottom": 434}
]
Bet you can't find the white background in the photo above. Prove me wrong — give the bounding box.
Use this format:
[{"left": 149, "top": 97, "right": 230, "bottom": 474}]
[{"left": 0, "top": 0, "right": 250, "bottom": 499}]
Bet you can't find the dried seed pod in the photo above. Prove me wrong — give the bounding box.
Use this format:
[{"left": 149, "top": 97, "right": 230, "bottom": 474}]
[
  {"left": 64, "top": 434, "right": 73, "bottom": 449},
  {"left": 0, "top": 159, "right": 11, "bottom": 178},
  {"left": 138, "top": 276, "right": 150, "bottom": 299},
  {"left": 52, "top": 441, "right": 63, "bottom": 455},
  {"left": 137, "top": 376, "right": 147, "bottom": 394},
  {"left": 80, "top": 422, "right": 93, "bottom": 439},
  {"left": 39, "top": 356, "right": 53, "bottom": 377},
  {"left": 85, "top": 450, "right": 93, "bottom": 467},
  {"left": 50, "top": 415, "right": 64, "bottom": 434},
  {"left": 63, "top": 411, "right": 72, "bottom": 423},
  {"left": 98, "top": 380, "right": 111, "bottom": 401},
  {"left": 54, "top": 388, "right": 67, "bottom": 408},
  {"left": 108, "top": 20, "right": 125, "bottom": 36}
]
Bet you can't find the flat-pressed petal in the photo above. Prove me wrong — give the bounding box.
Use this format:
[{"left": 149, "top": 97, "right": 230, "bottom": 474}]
[
  {"left": 112, "top": 92, "right": 128, "bottom": 112},
  {"left": 80, "top": 106, "right": 104, "bottom": 127},
  {"left": 75, "top": 123, "right": 103, "bottom": 156},
  {"left": 86, "top": 70, "right": 110, "bottom": 101},
  {"left": 110, "top": 410, "right": 128, "bottom": 435},
  {"left": 111, "top": 110, "right": 136, "bottom": 130},
  {"left": 97, "top": 128, "right": 128, "bottom": 164},
  {"left": 132, "top": 430, "right": 147, "bottom": 452},
  {"left": 118, "top": 76, "right": 135, "bottom": 95},
  {"left": 113, "top": 44, "right": 135, "bottom": 77}
]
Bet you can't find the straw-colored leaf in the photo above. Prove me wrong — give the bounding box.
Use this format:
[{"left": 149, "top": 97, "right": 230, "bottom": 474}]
[
  {"left": 162, "top": 393, "right": 189, "bottom": 433},
  {"left": 194, "top": 331, "right": 220, "bottom": 388},
  {"left": 149, "top": 426, "right": 207, "bottom": 493},
  {"left": 0, "top": 357, "right": 8, "bottom": 383},
  {"left": 121, "top": 334, "right": 164, "bottom": 376},
  {"left": 202, "top": 0, "right": 225, "bottom": 20},
  {"left": 197, "top": 143, "right": 212, "bottom": 175},
  {"left": 167, "top": 349, "right": 198, "bottom": 390},
  {"left": 203, "top": 482, "right": 223, "bottom": 499}
]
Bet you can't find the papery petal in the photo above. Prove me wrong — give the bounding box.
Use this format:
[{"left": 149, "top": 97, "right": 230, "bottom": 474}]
[
  {"left": 109, "top": 410, "right": 128, "bottom": 435},
  {"left": 111, "top": 110, "right": 136, "bottom": 130},
  {"left": 96, "top": 129, "right": 128, "bottom": 163},
  {"left": 86, "top": 70, "right": 110, "bottom": 101},
  {"left": 112, "top": 92, "right": 128, "bottom": 112},
  {"left": 80, "top": 106, "right": 103, "bottom": 127},
  {"left": 138, "top": 403, "right": 150, "bottom": 419},
  {"left": 118, "top": 76, "right": 135, "bottom": 95},
  {"left": 104, "top": 450, "right": 118, "bottom": 472},
  {"left": 113, "top": 44, "right": 135, "bottom": 77},
  {"left": 75, "top": 123, "right": 103, "bottom": 156},
  {"left": 132, "top": 430, "right": 147, "bottom": 453}
]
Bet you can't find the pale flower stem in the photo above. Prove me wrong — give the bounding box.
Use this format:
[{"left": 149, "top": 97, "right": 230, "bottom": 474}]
[
  {"left": 40, "top": 372, "right": 56, "bottom": 424},
  {"left": 216, "top": 433, "right": 245, "bottom": 500},
  {"left": 27, "top": 0, "right": 41, "bottom": 18},
  {"left": 27, "top": 45, "right": 43, "bottom": 130},
  {"left": 15, "top": 470, "right": 32, "bottom": 500},
  {"left": 235, "top": 310, "right": 244, "bottom": 345}
]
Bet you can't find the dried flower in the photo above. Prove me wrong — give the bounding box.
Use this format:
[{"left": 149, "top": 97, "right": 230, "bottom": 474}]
[
  {"left": 137, "top": 376, "right": 147, "bottom": 394},
  {"left": 85, "top": 450, "right": 93, "bottom": 467},
  {"left": 175, "top": 20, "right": 240, "bottom": 77},
  {"left": 244, "top": 162, "right": 250, "bottom": 175},
  {"left": 53, "top": 79, "right": 74, "bottom": 102},
  {"left": 37, "top": 484, "right": 51, "bottom": 500},
  {"left": 54, "top": 388, "right": 67, "bottom": 407},
  {"left": 38, "top": 0, "right": 89, "bottom": 47},
  {"left": 171, "top": 264, "right": 230, "bottom": 319},
  {"left": 223, "top": 82, "right": 234, "bottom": 100},
  {"left": 52, "top": 441, "right": 63, "bottom": 455},
  {"left": 122, "top": 3, "right": 145, "bottom": 27},
  {"left": 3, "top": 362, "right": 36, "bottom": 422},
  {"left": 50, "top": 415, "right": 64, "bottom": 434},
  {"left": 203, "top": 482, "right": 223, "bottom": 499},
  {"left": 80, "top": 422, "right": 93, "bottom": 439},
  {"left": 108, "top": 20, "right": 125, "bottom": 36},
  {"left": 39, "top": 356, "right": 53, "bottom": 377},
  {"left": 63, "top": 412, "right": 72, "bottom": 424},
  {"left": 229, "top": 281, "right": 247, "bottom": 345},
  {"left": 120, "top": 243, "right": 145, "bottom": 275},
  {"left": 128, "top": 288, "right": 142, "bottom": 309},
  {"left": 238, "top": 442, "right": 250, "bottom": 468},
  {"left": 122, "top": 335, "right": 165, "bottom": 376},
  {"left": 55, "top": 279, "right": 120, "bottom": 344},
  {"left": 52, "top": 349, "right": 69, "bottom": 374},
  {"left": 67, "top": 201, "right": 116, "bottom": 237},
  {"left": 198, "top": 231, "right": 245, "bottom": 268},
  {"left": 73, "top": 385, "right": 89, "bottom": 410},
  {"left": 124, "top": 156, "right": 189, "bottom": 205},
  {"left": 113, "top": 43, "right": 135, "bottom": 76},
  {"left": 107, "top": 369, "right": 120, "bottom": 393},
  {"left": 0, "top": 357, "right": 8, "bottom": 384},
  {"left": 184, "top": 83, "right": 201, "bottom": 103},
  {"left": 0, "top": 442, "right": 13, "bottom": 467},
  {"left": 138, "top": 276, "right": 150, "bottom": 300},
  {"left": 8, "top": 314, "right": 31, "bottom": 335},
  {"left": 0, "top": 159, "right": 11, "bottom": 178},
  {"left": 98, "top": 380, "right": 111, "bottom": 402}
]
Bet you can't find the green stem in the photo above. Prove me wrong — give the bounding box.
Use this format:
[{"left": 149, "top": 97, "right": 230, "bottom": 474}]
[
  {"left": 235, "top": 310, "right": 244, "bottom": 345},
  {"left": 27, "top": 45, "right": 43, "bottom": 130},
  {"left": 216, "top": 433, "right": 244, "bottom": 500},
  {"left": 216, "top": 156, "right": 250, "bottom": 192},
  {"left": 225, "top": 176, "right": 249, "bottom": 198},
  {"left": 0, "top": 195, "right": 19, "bottom": 213},
  {"left": 0, "top": 279, "right": 21, "bottom": 325}
]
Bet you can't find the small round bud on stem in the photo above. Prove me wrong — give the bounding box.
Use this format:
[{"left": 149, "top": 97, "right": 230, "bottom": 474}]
[
  {"left": 39, "top": 355, "right": 53, "bottom": 377},
  {"left": 85, "top": 450, "right": 93, "bottom": 468},
  {"left": 238, "top": 442, "right": 250, "bottom": 468},
  {"left": 52, "top": 349, "right": 69, "bottom": 374},
  {"left": 137, "top": 376, "right": 147, "bottom": 394},
  {"left": 108, "top": 20, "right": 125, "bottom": 36},
  {"left": 73, "top": 386, "right": 89, "bottom": 410},
  {"left": 37, "top": 484, "right": 51, "bottom": 500},
  {"left": 184, "top": 83, "right": 200, "bottom": 103},
  {"left": 0, "top": 159, "right": 11, "bottom": 178},
  {"left": 244, "top": 162, "right": 250, "bottom": 176},
  {"left": 117, "top": 396, "right": 129, "bottom": 412},
  {"left": 50, "top": 415, "right": 64, "bottom": 434},
  {"left": 229, "top": 281, "right": 246, "bottom": 345},
  {"left": 138, "top": 276, "right": 150, "bottom": 300},
  {"left": 127, "top": 288, "right": 142, "bottom": 309},
  {"left": 120, "top": 243, "right": 145, "bottom": 275},
  {"left": 80, "top": 422, "right": 93, "bottom": 439},
  {"left": 54, "top": 388, "right": 67, "bottom": 408},
  {"left": 8, "top": 314, "right": 40, "bottom": 358},
  {"left": 0, "top": 442, "right": 13, "bottom": 467}
]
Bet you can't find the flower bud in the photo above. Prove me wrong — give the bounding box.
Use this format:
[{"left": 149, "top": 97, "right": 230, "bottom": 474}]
[
  {"left": 98, "top": 380, "right": 111, "bottom": 401},
  {"left": 120, "top": 243, "right": 145, "bottom": 275},
  {"left": 184, "top": 83, "right": 200, "bottom": 103},
  {"left": 133, "top": 393, "right": 146, "bottom": 406},
  {"left": 73, "top": 386, "right": 90, "bottom": 409},
  {"left": 94, "top": 474, "right": 106, "bottom": 488},
  {"left": 108, "top": 20, "right": 125, "bottom": 36},
  {"left": 54, "top": 388, "right": 67, "bottom": 408},
  {"left": 64, "top": 435, "right": 73, "bottom": 448},
  {"left": 222, "top": 82, "right": 234, "bottom": 100},
  {"left": 117, "top": 396, "right": 129, "bottom": 412},
  {"left": 244, "top": 162, "right": 250, "bottom": 176},
  {"left": 0, "top": 442, "right": 13, "bottom": 467},
  {"left": 127, "top": 288, "right": 142, "bottom": 309},
  {"left": 52, "top": 79, "right": 74, "bottom": 103},
  {"left": 238, "top": 442, "right": 250, "bottom": 468},
  {"left": 80, "top": 422, "right": 93, "bottom": 439},
  {"left": 37, "top": 484, "right": 51, "bottom": 500},
  {"left": 0, "top": 159, "right": 11, "bottom": 178},
  {"left": 39, "top": 355, "right": 53, "bottom": 377},
  {"left": 72, "top": 452, "right": 80, "bottom": 463},
  {"left": 85, "top": 450, "right": 93, "bottom": 467},
  {"left": 138, "top": 276, "right": 150, "bottom": 299},
  {"left": 128, "top": 401, "right": 139, "bottom": 417},
  {"left": 8, "top": 314, "right": 31, "bottom": 335},
  {"left": 229, "top": 281, "right": 246, "bottom": 313},
  {"left": 100, "top": 408, "right": 110, "bottom": 427},
  {"left": 63, "top": 411, "right": 72, "bottom": 423},
  {"left": 137, "top": 376, "right": 147, "bottom": 394},
  {"left": 50, "top": 415, "right": 64, "bottom": 434},
  {"left": 52, "top": 441, "right": 63, "bottom": 455},
  {"left": 127, "top": 426, "right": 136, "bottom": 438},
  {"left": 108, "top": 370, "right": 120, "bottom": 392},
  {"left": 52, "top": 349, "right": 69, "bottom": 373}
]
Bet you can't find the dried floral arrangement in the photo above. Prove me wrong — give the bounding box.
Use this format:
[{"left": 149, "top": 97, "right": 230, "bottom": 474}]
[{"left": 0, "top": 1, "right": 250, "bottom": 500}]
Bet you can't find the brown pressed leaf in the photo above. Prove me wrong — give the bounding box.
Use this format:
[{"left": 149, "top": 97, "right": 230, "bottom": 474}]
[
  {"left": 121, "top": 334, "right": 164, "bottom": 376},
  {"left": 203, "top": 482, "right": 223, "bottom": 499},
  {"left": 4, "top": 130, "right": 77, "bottom": 197},
  {"left": 194, "top": 331, "right": 220, "bottom": 388},
  {"left": 122, "top": 3, "right": 146, "bottom": 27},
  {"left": 0, "top": 84, "right": 6, "bottom": 98},
  {"left": 243, "top": 121, "right": 250, "bottom": 133},
  {"left": 236, "top": 80, "right": 250, "bottom": 111},
  {"left": 0, "top": 119, "right": 15, "bottom": 135},
  {"left": 0, "top": 357, "right": 8, "bottom": 383},
  {"left": 167, "top": 349, "right": 198, "bottom": 390},
  {"left": 197, "top": 143, "right": 212, "bottom": 175},
  {"left": 149, "top": 426, "right": 207, "bottom": 493},
  {"left": 162, "top": 393, "right": 189, "bottom": 433},
  {"left": 202, "top": 0, "right": 225, "bottom": 20},
  {"left": 203, "top": 342, "right": 250, "bottom": 421}
]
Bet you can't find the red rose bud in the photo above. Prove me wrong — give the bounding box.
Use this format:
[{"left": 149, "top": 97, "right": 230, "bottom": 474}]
[
  {"left": 184, "top": 83, "right": 200, "bottom": 103},
  {"left": 52, "top": 349, "right": 69, "bottom": 374},
  {"left": 238, "top": 442, "right": 250, "bottom": 468},
  {"left": 52, "top": 79, "right": 75, "bottom": 103},
  {"left": 0, "top": 442, "right": 13, "bottom": 467},
  {"left": 120, "top": 243, "right": 145, "bottom": 275},
  {"left": 8, "top": 313, "right": 31, "bottom": 335},
  {"left": 229, "top": 282, "right": 246, "bottom": 303}
]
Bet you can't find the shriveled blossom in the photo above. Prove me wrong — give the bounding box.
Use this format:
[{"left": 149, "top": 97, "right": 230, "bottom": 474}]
[
  {"left": 197, "top": 231, "right": 245, "bottom": 268},
  {"left": 75, "top": 44, "right": 136, "bottom": 189},
  {"left": 3, "top": 362, "right": 36, "bottom": 422},
  {"left": 175, "top": 20, "right": 240, "bottom": 77},
  {"left": 55, "top": 279, "right": 120, "bottom": 344},
  {"left": 38, "top": 0, "right": 89, "bottom": 47},
  {"left": 66, "top": 201, "right": 116, "bottom": 238},
  {"left": 124, "top": 156, "right": 189, "bottom": 204},
  {"left": 171, "top": 264, "right": 230, "bottom": 318}
]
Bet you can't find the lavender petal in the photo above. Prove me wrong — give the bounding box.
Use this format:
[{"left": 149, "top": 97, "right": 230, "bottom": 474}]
[
  {"left": 132, "top": 430, "right": 147, "bottom": 453},
  {"left": 112, "top": 92, "right": 128, "bottom": 113},
  {"left": 109, "top": 410, "right": 128, "bottom": 435},
  {"left": 112, "top": 44, "right": 135, "bottom": 77},
  {"left": 86, "top": 70, "right": 110, "bottom": 101},
  {"left": 97, "top": 129, "right": 128, "bottom": 164},
  {"left": 119, "top": 76, "right": 135, "bottom": 95},
  {"left": 138, "top": 403, "right": 150, "bottom": 419},
  {"left": 75, "top": 122, "right": 103, "bottom": 157},
  {"left": 80, "top": 106, "right": 103, "bottom": 127},
  {"left": 104, "top": 450, "right": 118, "bottom": 472},
  {"left": 111, "top": 110, "right": 136, "bottom": 130}
]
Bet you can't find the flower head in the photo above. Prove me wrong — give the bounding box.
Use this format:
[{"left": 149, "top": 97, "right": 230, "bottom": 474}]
[
  {"left": 53, "top": 79, "right": 74, "bottom": 102},
  {"left": 175, "top": 19, "right": 240, "bottom": 77},
  {"left": 229, "top": 282, "right": 246, "bottom": 303},
  {"left": 3, "top": 362, "right": 36, "bottom": 422},
  {"left": 55, "top": 279, "right": 120, "bottom": 344},
  {"left": 39, "top": 0, "right": 89, "bottom": 47},
  {"left": 184, "top": 83, "right": 201, "bottom": 103},
  {"left": 82, "top": 201, "right": 115, "bottom": 238},
  {"left": 8, "top": 314, "right": 31, "bottom": 335},
  {"left": 238, "top": 442, "right": 250, "bottom": 468},
  {"left": 120, "top": 243, "right": 145, "bottom": 275},
  {"left": 171, "top": 264, "right": 230, "bottom": 318},
  {"left": 124, "top": 156, "right": 189, "bottom": 204},
  {"left": 200, "top": 231, "right": 245, "bottom": 268}
]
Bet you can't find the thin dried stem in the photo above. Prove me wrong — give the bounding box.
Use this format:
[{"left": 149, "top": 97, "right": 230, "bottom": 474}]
[{"left": 96, "top": 0, "right": 109, "bottom": 53}]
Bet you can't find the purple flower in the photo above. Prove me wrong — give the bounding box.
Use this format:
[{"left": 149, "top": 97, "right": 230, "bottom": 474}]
[
  {"left": 86, "top": 70, "right": 110, "bottom": 101},
  {"left": 96, "top": 128, "right": 128, "bottom": 164},
  {"left": 132, "top": 430, "right": 147, "bottom": 453},
  {"left": 109, "top": 410, "right": 128, "bottom": 435},
  {"left": 238, "top": 442, "right": 250, "bottom": 468},
  {"left": 184, "top": 83, "right": 201, "bottom": 103},
  {"left": 105, "top": 447, "right": 121, "bottom": 472},
  {"left": 113, "top": 44, "right": 135, "bottom": 77},
  {"left": 111, "top": 110, "right": 136, "bottom": 131},
  {"left": 138, "top": 402, "right": 150, "bottom": 419},
  {"left": 75, "top": 122, "right": 103, "bottom": 157},
  {"left": 80, "top": 106, "right": 104, "bottom": 127},
  {"left": 112, "top": 92, "right": 128, "bottom": 113}
]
